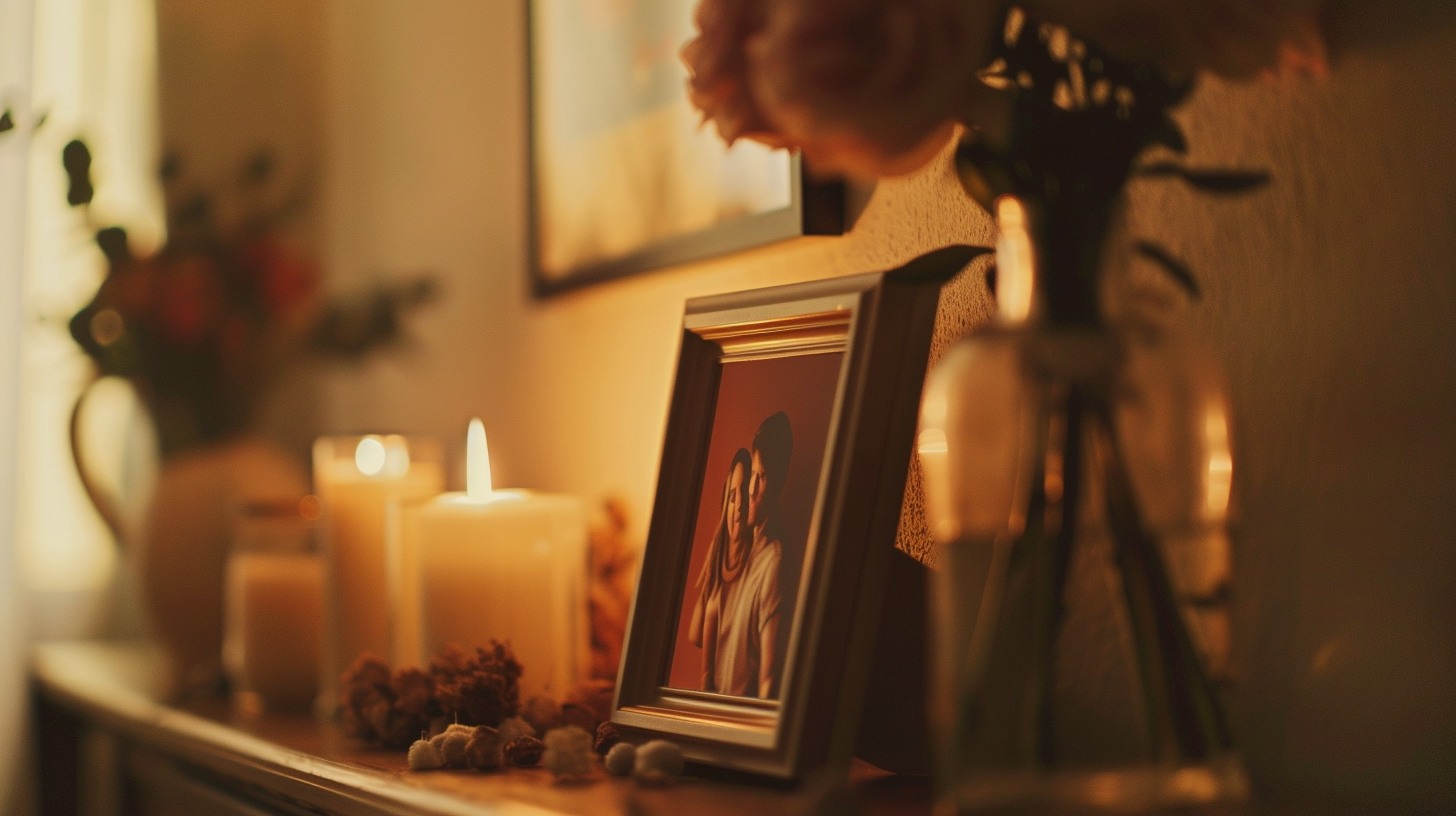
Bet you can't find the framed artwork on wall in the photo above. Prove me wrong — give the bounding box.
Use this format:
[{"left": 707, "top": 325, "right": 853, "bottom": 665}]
[
  {"left": 527, "top": 0, "right": 843, "bottom": 297},
  {"left": 612, "top": 247, "right": 984, "bottom": 779}
]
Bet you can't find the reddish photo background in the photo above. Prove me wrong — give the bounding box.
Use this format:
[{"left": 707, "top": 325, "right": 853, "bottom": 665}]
[{"left": 666, "top": 350, "right": 844, "bottom": 695}]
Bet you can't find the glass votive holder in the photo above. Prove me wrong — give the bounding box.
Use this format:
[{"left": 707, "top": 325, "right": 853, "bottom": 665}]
[
  {"left": 313, "top": 435, "right": 443, "bottom": 708},
  {"left": 222, "top": 497, "right": 324, "bottom": 714}
]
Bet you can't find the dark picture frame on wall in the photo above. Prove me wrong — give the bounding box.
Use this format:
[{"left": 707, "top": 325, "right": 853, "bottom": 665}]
[
  {"left": 526, "top": 0, "right": 843, "bottom": 297},
  {"left": 612, "top": 247, "right": 985, "bottom": 780}
]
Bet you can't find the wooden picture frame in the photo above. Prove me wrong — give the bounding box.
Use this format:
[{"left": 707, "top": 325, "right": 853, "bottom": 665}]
[
  {"left": 525, "top": 0, "right": 843, "bottom": 297},
  {"left": 612, "top": 247, "right": 983, "bottom": 780}
]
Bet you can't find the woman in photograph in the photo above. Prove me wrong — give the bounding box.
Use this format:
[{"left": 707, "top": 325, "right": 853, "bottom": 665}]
[{"left": 689, "top": 448, "right": 753, "bottom": 692}]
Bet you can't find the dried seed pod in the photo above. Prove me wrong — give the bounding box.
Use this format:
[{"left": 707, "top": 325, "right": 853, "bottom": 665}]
[
  {"left": 542, "top": 727, "right": 593, "bottom": 779},
  {"left": 633, "top": 740, "right": 684, "bottom": 784},
  {"left": 465, "top": 726, "right": 504, "bottom": 771},
  {"left": 603, "top": 742, "right": 636, "bottom": 777},
  {"left": 407, "top": 738, "right": 444, "bottom": 771},
  {"left": 504, "top": 735, "right": 545, "bottom": 767},
  {"left": 592, "top": 722, "right": 620, "bottom": 756}
]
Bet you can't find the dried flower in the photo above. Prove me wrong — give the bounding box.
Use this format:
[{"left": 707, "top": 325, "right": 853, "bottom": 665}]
[
  {"left": 558, "top": 703, "right": 599, "bottom": 734},
  {"left": 542, "top": 727, "right": 594, "bottom": 780},
  {"left": 592, "top": 722, "right": 621, "bottom": 756},
  {"left": 340, "top": 654, "right": 436, "bottom": 749},
  {"left": 588, "top": 499, "right": 636, "bottom": 679},
  {"left": 565, "top": 680, "right": 615, "bottom": 726},
  {"left": 604, "top": 742, "right": 636, "bottom": 777},
  {"left": 633, "top": 740, "right": 685, "bottom": 784},
  {"left": 505, "top": 735, "right": 545, "bottom": 767},
  {"left": 407, "top": 738, "right": 444, "bottom": 771},
  {"left": 429, "top": 642, "right": 523, "bottom": 727},
  {"left": 465, "top": 726, "right": 504, "bottom": 770},
  {"left": 1019, "top": 0, "right": 1327, "bottom": 79}
]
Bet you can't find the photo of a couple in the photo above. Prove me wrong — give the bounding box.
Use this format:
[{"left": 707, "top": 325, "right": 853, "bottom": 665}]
[{"left": 667, "top": 351, "right": 842, "bottom": 700}]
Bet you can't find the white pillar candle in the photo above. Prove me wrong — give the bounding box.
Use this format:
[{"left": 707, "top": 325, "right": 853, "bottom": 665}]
[
  {"left": 314, "top": 436, "right": 443, "bottom": 676},
  {"left": 400, "top": 419, "right": 589, "bottom": 698}
]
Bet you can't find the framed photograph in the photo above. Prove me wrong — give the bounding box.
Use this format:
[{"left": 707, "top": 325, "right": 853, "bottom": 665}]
[
  {"left": 612, "top": 247, "right": 984, "bottom": 779},
  {"left": 527, "top": 0, "right": 843, "bottom": 297}
]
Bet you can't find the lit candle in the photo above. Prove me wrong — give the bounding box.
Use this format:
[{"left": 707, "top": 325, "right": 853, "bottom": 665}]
[
  {"left": 314, "top": 435, "right": 443, "bottom": 682},
  {"left": 397, "top": 419, "right": 589, "bottom": 698}
]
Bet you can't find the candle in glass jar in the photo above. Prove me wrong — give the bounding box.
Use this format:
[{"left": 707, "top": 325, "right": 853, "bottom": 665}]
[
  {"left": 222, "top": 498, "right": 324, "bottom": 712},
  {"left": 398, "top": 420, "right": 589, "bottom": 697},
  {"left": 314, "top": 436, "right": 443, "bottom": 676}
]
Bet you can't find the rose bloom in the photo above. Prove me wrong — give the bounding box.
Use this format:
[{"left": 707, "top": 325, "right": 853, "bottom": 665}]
[
  {"left": 683, "top": 0, "right": 1003, "bottom": 178},
  {"left": 682, "top": 0, "right": 1325, "bottom": 178}
]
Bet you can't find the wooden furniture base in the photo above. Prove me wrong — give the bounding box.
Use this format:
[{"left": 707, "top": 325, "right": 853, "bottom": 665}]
[{"left": 33, "top": 641, "right": 930, "bottom": 816}]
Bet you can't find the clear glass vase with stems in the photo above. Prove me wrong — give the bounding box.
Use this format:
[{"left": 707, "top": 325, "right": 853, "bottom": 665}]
[{"left": 919, "top": 194, "right": 1246, "bottom": 813}]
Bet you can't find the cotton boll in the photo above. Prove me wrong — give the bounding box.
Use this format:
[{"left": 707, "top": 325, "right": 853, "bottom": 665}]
[
  {"left": 604, "top": 742, "right": 636, "bottom": 777},
  {"left": 633, "top": 740, "right": 684, "bottom": 784},
  {"left": 407, "top": 738, "right": 444, "bottom": 771},
  {"left": 431, "top": 723, "right": 475, "bottom": 768},
  {"left": 498, "top": 716, "right": 535, "bottom": 745},
  {"left": 542, "top": 726, "right": 594, "bottom": 779},
  {"left": 465, "top": 726, "right": 503, "bottom": 770}
]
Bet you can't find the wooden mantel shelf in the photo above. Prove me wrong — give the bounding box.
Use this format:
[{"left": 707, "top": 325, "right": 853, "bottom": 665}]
[{"left": 32, "top": 641, "right": 930, "bottom": 816}]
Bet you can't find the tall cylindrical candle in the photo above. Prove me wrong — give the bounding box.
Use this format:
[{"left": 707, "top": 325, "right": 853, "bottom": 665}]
[{"left": 314, "top": 436, "right": 443, "bottom": 695}]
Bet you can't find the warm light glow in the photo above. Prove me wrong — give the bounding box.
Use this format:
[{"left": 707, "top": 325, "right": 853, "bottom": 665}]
[
  {"left": 994, "top": 196, "right": 1036, "bottom": 323},
  {"left": 467, "top": 418, "right": 493, "bottom": 502},
  {"left": 1203, "top": 403, "right": 1233, "bottom": 519},
  {"left": 917, "top": 428, "right": 948, "bottom": 456},
  {"left": 354, "top": 437, "right": 386, "bottom": 476}
]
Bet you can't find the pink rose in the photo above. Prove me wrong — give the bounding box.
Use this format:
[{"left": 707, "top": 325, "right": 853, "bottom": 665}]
[
  {"left": 683, "top": 0, "right": 1003, "bottom": 177},
  {"left": 1020, "top": 0, "right": 1326, "bottom": 79}
]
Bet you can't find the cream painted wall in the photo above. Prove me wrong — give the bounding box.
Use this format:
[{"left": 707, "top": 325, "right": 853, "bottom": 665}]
[
  {"left": 162, "top": 0, "right": 1454, "bottom": 808},
  {"left": 316, "top": 0, "right": 993, "bottom": 547}
]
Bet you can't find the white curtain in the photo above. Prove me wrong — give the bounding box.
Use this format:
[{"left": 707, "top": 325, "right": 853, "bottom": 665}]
[
  {"left": 19, "top": 0, "right": 163, "bottom": 639},
  {"left": 0, "top": 0, "right": 37, "bottom": 808}
]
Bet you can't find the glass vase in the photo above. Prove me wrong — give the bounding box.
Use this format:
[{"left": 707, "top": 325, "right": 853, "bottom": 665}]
[{"left": 919, "top": 199, "right": 1246, "bottom": 813}]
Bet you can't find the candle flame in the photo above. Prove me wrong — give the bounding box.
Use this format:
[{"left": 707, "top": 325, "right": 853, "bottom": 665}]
[
  {"left": 995, "top": 196, "right": 1036, "bottom": 324},
  {"left": 467, "top": 418, "right": 493, "bottom": 501}
]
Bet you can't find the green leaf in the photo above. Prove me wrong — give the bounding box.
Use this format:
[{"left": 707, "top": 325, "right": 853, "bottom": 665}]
[{"left": 0, "top": 109, "right": 14, "bottom": 133}]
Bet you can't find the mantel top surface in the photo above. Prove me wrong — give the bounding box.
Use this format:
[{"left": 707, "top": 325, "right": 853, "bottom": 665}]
[{"left": 32, "top": 640, "right": 930, "bottom": 816}]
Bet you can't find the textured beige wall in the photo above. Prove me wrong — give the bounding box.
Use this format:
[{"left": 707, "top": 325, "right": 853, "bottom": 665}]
[
  {"left": 156, "top": 0, "right": 1454, "bottom": 808},
  {"left": 1126, "top": 5, "right": 1456, "bottom": 805}
]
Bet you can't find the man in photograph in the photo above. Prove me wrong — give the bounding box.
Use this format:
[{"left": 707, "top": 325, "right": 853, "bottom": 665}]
[{"left": 711, "top": 411, "right": 792, "bottom": 698}]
